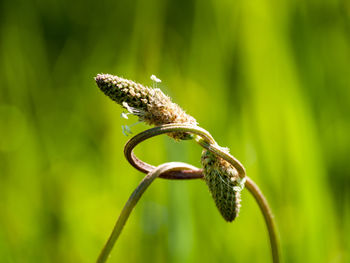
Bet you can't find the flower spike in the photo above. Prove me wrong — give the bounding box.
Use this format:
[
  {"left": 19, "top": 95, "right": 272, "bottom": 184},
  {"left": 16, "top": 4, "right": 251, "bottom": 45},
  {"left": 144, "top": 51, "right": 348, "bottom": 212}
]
[{"left": 95, "top": 74, "right": 197, "bottom": 140}]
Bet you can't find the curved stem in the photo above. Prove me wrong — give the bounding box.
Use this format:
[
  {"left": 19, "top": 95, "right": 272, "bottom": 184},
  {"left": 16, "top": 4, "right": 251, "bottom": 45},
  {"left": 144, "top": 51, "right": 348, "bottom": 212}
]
[
  {"left": 245, "top": 177, "right": 280, "bottom": 263},
  {"left": 123, "top": 124, "right": 280, "bottom": 263},
  {"left": 124, "top": 124, "right": 246, "bottom": 179},
  {"left": 195, "top": 136, "right": 246, "bottom": 179},
  {"left": 96, "top": 162, "right": 197, "bottom": 263}
]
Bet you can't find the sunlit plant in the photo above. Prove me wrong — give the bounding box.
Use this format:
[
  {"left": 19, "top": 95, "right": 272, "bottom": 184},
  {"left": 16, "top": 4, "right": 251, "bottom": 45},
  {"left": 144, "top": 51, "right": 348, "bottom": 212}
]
[{"left": 95, "top": 74, "right": 280, "bottom": 263}]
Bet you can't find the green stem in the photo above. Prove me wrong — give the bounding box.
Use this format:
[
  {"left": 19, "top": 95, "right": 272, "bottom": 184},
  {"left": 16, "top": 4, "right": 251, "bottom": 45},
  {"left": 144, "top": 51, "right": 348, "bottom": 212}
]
[
  {"left": 245, "top": 177, "right": 280, "bottom": 263},
  {"left": 96, "top": 162, "right": 197, "bottom": 263},
  {"left": 123, "top": 124, "right": 280, "bottom": 263}
]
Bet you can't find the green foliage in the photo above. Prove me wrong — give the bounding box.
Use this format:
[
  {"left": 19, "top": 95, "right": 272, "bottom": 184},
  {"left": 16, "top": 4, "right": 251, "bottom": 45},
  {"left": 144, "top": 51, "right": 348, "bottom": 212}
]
[{"left": 0, "top": 0, "right": 349, "bottom": 262}]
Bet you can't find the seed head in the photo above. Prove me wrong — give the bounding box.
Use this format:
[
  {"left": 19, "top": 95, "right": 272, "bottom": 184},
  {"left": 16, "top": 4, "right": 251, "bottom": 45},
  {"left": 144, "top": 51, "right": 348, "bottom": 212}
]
[
  {"left": 201, "top": 149, "right": 245, "bottom": 222},
  {"left": 95, "top": 74, "right": 197, "bottom": 140}
]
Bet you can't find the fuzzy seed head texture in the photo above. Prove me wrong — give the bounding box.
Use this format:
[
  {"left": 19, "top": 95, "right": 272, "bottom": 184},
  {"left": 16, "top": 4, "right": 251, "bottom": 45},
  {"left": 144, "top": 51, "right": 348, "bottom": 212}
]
[
  {"left": 95, "top": 74, "right": 197, "bottom": 140},
  {"left": 201, "top": 149, "right": 242, "bottom": 222}
]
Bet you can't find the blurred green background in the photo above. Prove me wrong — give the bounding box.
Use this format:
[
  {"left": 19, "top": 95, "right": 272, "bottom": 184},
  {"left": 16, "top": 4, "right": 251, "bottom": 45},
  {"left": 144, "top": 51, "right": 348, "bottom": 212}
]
[{"left": 0, "top": 0, "right": 349, "bottom": 262}]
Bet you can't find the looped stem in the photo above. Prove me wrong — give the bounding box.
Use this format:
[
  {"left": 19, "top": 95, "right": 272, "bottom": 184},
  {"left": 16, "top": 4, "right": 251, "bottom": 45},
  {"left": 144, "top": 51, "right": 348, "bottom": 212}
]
[
  {"left": 124, "top": 124, "right": 246, "bottom": 179},
  {"left": 122, "top": 124, "right": 280, "bottom": 263}
]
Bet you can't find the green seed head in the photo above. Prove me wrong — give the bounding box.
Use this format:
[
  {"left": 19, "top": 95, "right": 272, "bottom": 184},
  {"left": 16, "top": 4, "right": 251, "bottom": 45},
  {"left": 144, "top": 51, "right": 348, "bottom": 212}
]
[
  {"left": 201, "top": 149, "right": 244, "bottom": 222},
  {"left": 95, "top": 74, "right": 197, "bottom": 140}
]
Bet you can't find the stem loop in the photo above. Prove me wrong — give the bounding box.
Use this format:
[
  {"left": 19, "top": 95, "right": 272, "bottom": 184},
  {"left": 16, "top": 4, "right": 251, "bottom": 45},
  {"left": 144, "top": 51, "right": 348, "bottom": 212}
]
[{"left": 98, "top": 124, "right": 280, "bottom": 263}]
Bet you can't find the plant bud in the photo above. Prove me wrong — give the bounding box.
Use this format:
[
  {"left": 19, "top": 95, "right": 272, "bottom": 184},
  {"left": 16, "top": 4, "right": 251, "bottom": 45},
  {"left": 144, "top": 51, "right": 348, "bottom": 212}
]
[{"left": 201, "top": 149, "right": 245, "bottom": 222}]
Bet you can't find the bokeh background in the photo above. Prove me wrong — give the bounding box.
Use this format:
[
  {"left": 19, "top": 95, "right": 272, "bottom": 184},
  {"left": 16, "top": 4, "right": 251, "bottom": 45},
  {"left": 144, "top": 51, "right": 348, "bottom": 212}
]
[{"left": 1, "top": 0, "right": 349, "bottom": 262}]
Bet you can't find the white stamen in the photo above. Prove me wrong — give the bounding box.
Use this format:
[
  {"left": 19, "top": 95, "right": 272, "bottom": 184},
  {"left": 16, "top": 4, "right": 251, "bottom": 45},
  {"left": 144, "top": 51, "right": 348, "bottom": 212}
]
[
  {"left": 121, "top": 112, "right": 129, "bottom": 119},
  {"left": 122, "top": 101, "right": 144, "bottom": 116},
  {"left": 150, "top": 75, "right": 161, "bottom": 83}
]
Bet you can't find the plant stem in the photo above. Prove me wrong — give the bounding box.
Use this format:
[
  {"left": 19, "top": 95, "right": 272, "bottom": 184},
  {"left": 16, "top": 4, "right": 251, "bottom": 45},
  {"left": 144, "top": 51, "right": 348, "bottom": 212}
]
[
  {"left": 122, "top": 124, "right": 280, "bottom": 263},
  {"left": 124, "top": 124, "right": 246, "bottom": 179},
  {"left": 245, "top": 177, "right": 280, "bottom": 263},
  {"left": 96, "top": 162, "right": 197, "bottom": 263},
  {"left": 194, "top": 136, "right": 246, "bottom": 179}
]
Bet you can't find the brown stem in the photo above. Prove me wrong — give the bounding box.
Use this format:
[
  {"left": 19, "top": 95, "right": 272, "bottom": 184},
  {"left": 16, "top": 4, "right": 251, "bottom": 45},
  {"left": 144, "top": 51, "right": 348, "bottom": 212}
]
[{"left": 124, "top": 124, "right": 246, "bottom": 179}]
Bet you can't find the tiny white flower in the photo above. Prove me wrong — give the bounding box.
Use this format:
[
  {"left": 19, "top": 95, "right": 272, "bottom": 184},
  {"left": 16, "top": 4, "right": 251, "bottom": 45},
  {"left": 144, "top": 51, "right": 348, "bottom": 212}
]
[
  {"left": 122, "top": 101, "right": 132, "bottom": 112},
  {"left": 122, "top": 101, "right": 144, "bottom": 116},
  {"left": 236, "top": 177, "right": 246, "bottom": 191},
  {"left": 121, "top": 112, "right": 129, "bottom": 119},
  {"left": 150, "top": 74, "right": 161, "bottom": 83},
  {"left": 233, "top": 186, "right": 243, "bottom": 192}
]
